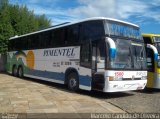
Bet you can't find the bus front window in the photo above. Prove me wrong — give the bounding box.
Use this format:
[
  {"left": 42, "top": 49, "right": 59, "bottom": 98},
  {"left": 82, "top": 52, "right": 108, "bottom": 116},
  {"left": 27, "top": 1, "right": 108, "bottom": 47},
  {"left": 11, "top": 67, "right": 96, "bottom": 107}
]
[
  {"left": 105, "top": 20, "right": 147, "bottom": 70},
  {"left": 131, "top": 42, "right": 147, "bottom": 69},
  {"left": 110, "top": 38, "right": 132, "bottom": 69},
  {"left": 108, "top": 38, "right": 147, "bottom": 70}
]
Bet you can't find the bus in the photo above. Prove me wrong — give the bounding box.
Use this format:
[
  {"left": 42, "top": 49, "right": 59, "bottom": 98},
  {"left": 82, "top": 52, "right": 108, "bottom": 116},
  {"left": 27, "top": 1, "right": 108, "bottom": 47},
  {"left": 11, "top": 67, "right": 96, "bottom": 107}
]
[
  {"left": 6, "top": 17, "right": 147, "bottom": 92},
  {"left": 142, "top": 34, "right": 160, "bottom": 89}
]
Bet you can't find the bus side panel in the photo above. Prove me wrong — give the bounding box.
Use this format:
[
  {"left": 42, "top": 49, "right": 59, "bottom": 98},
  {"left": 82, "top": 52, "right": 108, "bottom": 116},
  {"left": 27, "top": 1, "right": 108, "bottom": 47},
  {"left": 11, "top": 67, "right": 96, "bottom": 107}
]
[
  {"left": 146, "top": 72, "right": 154, "bottom": 88},
  {"left": 6, "top": 52, "right": 13, "bottom": 73},
  {"left": 7, "top": 46, "right": 92, "bottom": 91},
  {"left": 78, "top": 67, "right": 92, "bottom": 91},
  {"left": 7, "top": 52, "right": 22, "bottom": 73}
]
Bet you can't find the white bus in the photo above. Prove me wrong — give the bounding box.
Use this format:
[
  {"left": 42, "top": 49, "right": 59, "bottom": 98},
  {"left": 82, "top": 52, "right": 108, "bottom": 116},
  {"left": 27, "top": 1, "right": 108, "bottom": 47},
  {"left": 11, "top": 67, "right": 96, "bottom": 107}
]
[{"left": 7, "top": 17, "right": 147, "bottom": 92}]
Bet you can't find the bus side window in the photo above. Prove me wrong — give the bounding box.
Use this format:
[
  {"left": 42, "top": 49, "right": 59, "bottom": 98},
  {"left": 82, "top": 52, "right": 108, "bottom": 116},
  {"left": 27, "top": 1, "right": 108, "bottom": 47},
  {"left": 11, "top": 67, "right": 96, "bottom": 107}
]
[
  {"left": 81, "top": 21, "right": 104, "bottom": 42},
  {"left": 67, "top": 25, "right": 79, "bottom": 46},
  {"left": 9, "top": 40, "right": 14, "bottom": 51},
  {"left": 30, "top": 34, "right": 38, "bottom": 49},
  {"left": 143, "top": 37, "right": 153, "bottom": 44},
  {"left": 53, "top": 28, "right": 65, "bottom": 47},
  {"left": 146, "top": 48, "right": 154, "bottom": 72},
  {"left": 15, "top": 38, "right": 22, "bottom": 51},
  {"left": 20, "top": 37, "right": 27, "bottom": 50},
  {"left": 80, "top": 43, "right": 91, "bottom": 68}
]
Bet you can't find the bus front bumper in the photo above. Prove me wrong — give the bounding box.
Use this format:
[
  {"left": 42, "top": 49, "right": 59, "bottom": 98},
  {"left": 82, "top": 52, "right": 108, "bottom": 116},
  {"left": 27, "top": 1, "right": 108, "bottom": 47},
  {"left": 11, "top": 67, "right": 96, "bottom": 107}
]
[{"left": 103, "top": 80, "right": 147, "bottom": 92}]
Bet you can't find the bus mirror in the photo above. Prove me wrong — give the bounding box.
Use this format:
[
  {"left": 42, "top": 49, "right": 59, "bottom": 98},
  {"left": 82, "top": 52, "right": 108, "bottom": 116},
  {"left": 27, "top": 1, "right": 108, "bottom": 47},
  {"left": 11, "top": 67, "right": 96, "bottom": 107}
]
[
  {"left": 105, "top": 37, "right": 116, "bottom": 60},
  {"left": 146, "top": 44, "right": 158, "bottom": 61}
]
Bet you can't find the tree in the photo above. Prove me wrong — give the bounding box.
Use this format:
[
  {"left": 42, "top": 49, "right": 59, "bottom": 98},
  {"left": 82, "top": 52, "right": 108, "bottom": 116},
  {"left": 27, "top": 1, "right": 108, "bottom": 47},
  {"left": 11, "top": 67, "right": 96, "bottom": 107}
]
[
  {"left": 0, "top": 0, "right": 51, "bottom": 54},
  {"left": 0, "top": 0, "right": 14, "bottom": 53}
]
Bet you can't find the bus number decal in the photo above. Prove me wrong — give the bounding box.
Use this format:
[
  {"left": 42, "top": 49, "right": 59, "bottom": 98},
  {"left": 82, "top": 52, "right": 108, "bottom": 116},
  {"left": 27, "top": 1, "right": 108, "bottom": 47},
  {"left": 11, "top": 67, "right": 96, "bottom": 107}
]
[{"left": 115, "top": 72, "right": 124, "bottom": 77}]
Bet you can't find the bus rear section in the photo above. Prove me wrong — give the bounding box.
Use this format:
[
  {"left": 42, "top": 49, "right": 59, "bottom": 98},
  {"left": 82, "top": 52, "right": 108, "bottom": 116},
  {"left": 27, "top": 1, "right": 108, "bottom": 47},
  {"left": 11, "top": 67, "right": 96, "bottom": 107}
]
[
  {"left": 142, "top": 34, "right": 160, "bottom": 89},
  {"left": 7, "top": 17, "right": 147, "bottom": 92}
]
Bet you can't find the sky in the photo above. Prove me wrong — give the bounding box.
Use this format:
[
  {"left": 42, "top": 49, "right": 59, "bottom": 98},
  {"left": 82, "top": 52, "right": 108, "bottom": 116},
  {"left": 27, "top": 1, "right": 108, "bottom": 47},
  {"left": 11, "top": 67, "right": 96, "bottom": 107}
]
[{"left": 9, "top": 0, "right": 160, "bottom": 34}]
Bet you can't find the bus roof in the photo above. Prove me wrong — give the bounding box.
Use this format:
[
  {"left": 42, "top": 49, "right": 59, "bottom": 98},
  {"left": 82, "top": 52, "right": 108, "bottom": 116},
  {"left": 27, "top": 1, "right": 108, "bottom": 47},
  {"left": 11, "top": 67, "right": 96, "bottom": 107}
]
[
  {"left": 142, "top": 33, "right": 160, "bottom": 37},
  {"left": 10, "top": 17, "right": 139, "bottom": 40}
]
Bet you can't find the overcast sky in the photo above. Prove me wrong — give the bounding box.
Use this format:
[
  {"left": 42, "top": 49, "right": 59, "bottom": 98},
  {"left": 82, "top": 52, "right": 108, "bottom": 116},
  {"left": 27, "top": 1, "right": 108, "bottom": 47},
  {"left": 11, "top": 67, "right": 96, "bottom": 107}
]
[{"left": 9, "top": 0, "right": 160, "bottom": 34}]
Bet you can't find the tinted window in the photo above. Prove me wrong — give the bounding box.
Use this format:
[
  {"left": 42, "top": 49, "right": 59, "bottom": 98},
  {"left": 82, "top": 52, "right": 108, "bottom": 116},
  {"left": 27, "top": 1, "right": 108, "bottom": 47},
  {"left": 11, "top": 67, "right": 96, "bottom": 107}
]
[
  {"left": 15, "top": 38, "right": 23, "bottom": 50},
  {"left": 8, "top": 39, "right": 15, "bottom": 51},
  {"left": 30, "top": 35, "right": 38, "bottom": 49},
  {"left": 67, "top": 25, "right": 79, "bottom": 45},
  {"left": 80, "top": 43, "right": 91, "bottom": 68},
  {"left": 53, "top": 28, "right": 66, "bottom": 47},
  {"left": 45, "top": 30, "right": 54, "bottom": 48},
  {"left": 81, "top": 20, "right": 104, "bottom": 41},
  {"left": 146, "top": 48, "right": 154, "bottom": 72},
  {"left": 143, "top": 37, "right": 153, "bottom": 44}
]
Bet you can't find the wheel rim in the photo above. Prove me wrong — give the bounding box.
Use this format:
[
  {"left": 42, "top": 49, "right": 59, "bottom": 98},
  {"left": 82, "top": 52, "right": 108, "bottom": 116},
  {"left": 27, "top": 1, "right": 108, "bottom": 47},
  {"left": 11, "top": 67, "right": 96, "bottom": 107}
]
[
  {"left": 14, "top": 67, "right": 17, "bottom": 75},
  {"left": 19, "top": 68, "right": 22, "bottom": 77},
  {"left": 69, "top": 78, "right": 77, "bottom": 89}
]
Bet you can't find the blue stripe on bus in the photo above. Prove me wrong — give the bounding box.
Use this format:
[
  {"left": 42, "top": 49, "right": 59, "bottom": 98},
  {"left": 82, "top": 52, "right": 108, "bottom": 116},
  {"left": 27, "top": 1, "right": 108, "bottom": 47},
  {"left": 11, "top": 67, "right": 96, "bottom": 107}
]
[
  {"left": 79, "top": 75, "right": 91, "bottom": 87},
  {"left": 26, "top": 69, "right": 91, "bottom": 86},
  {"left": 27, "top": 69, "right": 64, "bottom": 81},
  {"left": 110, "top": 48, "right": 116, "bottom": 59},
  {"left": 154, "top": 53, "right": 158, "bottom": 61}
]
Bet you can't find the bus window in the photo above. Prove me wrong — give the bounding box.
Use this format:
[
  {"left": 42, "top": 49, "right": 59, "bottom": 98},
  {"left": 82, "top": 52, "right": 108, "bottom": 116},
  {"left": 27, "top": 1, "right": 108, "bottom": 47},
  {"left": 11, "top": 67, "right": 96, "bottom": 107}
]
[
  {"left": 80, "top": 43, "right": 91, "bottom": 68},
  {"left": 8, "top": 40, "right": 14, "bottom": 51},
  {"left": 53, "top": 28, "right": 65, "bottom": 47},
  {"left": 67, "top": 25, "right": 79, "bottom": 45},
  {"left": 30, "top": 34, "right": 38, "bottom": 49},
  {"left": 146, "top": 48, "right": 154, "bottom": 72},
  {"left": 15, "top": 38, "right": 22, "bottom": 50},
  {"left": 143, "top": 37, "right": 153, "bottom": 44},
  {"left": 43, "top": 31, "right": 52, "bottom": 48},
  {"left": 81, "top": 21, "right": 104, "bottom": 41}
]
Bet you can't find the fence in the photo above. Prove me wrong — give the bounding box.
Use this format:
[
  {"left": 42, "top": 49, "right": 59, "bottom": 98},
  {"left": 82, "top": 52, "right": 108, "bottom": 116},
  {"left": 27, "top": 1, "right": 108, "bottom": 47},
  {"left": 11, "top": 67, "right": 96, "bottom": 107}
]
[{"left": 0, "top": 54, "right": 7, "bottom": 72}]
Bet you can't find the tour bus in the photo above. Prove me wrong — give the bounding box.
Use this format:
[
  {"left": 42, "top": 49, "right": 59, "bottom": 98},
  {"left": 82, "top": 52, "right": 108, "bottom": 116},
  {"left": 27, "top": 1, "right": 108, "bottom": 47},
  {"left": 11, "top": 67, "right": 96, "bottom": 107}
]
[
  {"left": 7, "top": 17, "right": 147, "bottom": 92},
  {"left": 142, "top": 34, "right": 160, "bottom": 89}
]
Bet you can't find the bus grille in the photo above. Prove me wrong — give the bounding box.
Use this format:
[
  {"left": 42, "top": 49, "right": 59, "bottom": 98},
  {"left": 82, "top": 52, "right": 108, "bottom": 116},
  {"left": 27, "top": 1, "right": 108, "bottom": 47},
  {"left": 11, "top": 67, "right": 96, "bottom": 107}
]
[{"left": 123, "top": 78, "right": 141, "bottom": 80}]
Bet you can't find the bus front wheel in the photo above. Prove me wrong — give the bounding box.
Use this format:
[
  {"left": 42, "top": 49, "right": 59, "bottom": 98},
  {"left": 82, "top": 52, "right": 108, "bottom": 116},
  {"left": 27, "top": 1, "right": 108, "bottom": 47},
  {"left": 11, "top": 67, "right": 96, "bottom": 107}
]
[{"left": 67, "top": 72, "right": 79, "bottom": 91}]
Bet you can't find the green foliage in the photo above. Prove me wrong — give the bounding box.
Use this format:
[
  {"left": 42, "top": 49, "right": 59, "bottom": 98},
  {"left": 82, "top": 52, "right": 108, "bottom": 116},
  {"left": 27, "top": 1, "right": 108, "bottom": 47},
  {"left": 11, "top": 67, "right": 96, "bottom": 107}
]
[{"left": 0, "top": 0, "right": 51, "bottom": 54}]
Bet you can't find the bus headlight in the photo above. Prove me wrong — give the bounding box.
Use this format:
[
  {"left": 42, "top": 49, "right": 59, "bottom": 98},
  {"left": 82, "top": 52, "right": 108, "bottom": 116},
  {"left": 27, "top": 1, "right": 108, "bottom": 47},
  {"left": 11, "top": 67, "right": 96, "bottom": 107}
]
[
  {"left": 115, "top": 76, "right": 123, "bottom": 81},
  {"left": 108, "top": 76, "right": 123, "bottom": 81},
  {"left": 108, "top": 76, "right": 114, "bottom": 81}
]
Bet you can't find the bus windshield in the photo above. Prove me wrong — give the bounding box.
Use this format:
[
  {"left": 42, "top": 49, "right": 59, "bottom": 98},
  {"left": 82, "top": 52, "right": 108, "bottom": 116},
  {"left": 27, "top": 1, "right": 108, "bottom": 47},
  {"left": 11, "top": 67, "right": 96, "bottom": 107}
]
[
  {"left": 109, "top": 38, "right": 146, "bottom": 70},
  {"left": 105, "top": 21, "right": 146, "bottom": 70},
  {"left": 153, "top": 36, "right": 160, "bottom": 53}
]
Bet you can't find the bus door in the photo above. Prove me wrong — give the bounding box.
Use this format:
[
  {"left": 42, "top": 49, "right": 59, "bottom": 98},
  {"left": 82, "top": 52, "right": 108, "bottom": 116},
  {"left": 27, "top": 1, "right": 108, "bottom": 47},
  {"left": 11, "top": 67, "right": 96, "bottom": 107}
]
[
  {"left": 146, "top": 46, "right": 155, "bottom": 88},
  {"left": 91, "top": 40, "right": 106, "bottom": 91},
  {"left": 79, "top": 41, "right": 92, "bottom": 90},
  {"left": 92, "top": 41, "right": 106, "bottom": 72}
]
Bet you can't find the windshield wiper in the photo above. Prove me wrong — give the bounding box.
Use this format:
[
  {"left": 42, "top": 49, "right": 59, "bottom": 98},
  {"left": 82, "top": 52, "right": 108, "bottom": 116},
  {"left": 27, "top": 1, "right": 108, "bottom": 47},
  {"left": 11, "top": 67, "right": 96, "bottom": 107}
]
[{"left": 123, "top": 47, "right": 132, "bottom": 69}]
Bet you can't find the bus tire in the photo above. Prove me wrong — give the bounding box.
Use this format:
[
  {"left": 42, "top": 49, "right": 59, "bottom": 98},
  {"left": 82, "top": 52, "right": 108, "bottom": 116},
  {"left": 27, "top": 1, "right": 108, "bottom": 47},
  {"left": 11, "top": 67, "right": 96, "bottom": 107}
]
[
  {"left": 67, "top": 72, "right": 79, "bottom": 91},
  {"left": 18, "top": 66, "right": 23, "bottom": 78},
  {"left": 12, "top": 65, "right": 17, "bottom": 77}
]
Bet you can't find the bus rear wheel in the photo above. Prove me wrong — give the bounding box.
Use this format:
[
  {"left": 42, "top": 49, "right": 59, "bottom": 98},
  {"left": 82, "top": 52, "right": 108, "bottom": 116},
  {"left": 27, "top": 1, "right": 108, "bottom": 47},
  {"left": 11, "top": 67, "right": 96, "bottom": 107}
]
[
  {"left": 18, "top": 66, "right": 23, "bottom": 78},
  {"left": 12, "top": 65, "right": 17, "bottom": 77},
  {"left": 67, "top": 72, "right": 79, "bottom": 91}
]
